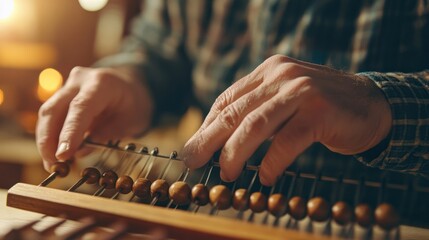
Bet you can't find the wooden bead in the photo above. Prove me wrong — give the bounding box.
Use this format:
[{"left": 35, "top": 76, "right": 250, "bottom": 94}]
[
  {"left": 249, "top": 192, "right": 267, "bottom": 213},
  {"left": 288, "top": 196, "right": 307, "bottom": 220},
  {"left": 99, "top": 170, "right": 118, "bottom": 189},
  {"left": 268, "top": 193, "right": 287, "bottom": 216},
  {"left": 232, "top": 189, "right": 249, "bottom": 211},
  {"left": 169, "top": 181, "right": 191, "bottom": 205},
  {"left": 81, "top": 167, "right": 100, "bottom": 184},
  {"left": 124, "top": 143, "right": 136, "bottom": 151},
  {"left": 331, "top": 201, "right": 353, "bottom": 225},
  {"left": 50, "top": 162, "right": 70, "bottom": 177},
  {"left": 151, "top": 179, "right": 170, "bottom": 201},
  {"left": 209, "top": 185, "right": 231, "bottom": 210},
  {"left": 115, "top": 176, "right": 134, "bottom": 194},
  {"left": 191, "top": 184, "right": 209, "bottom": 206},
  {"left": 307, "top": 197, "right": 330, "bottom": 222},
  {"left": 139, "top": 146, "right": 149, "bottom": 154},
  {"left": 354, "top": 203, "right": 374, "bottom": 228},
  {"left": 375, "top": 203, "right": 400, "bottom": 230},
  {"left": 132, "top": 178, "right": 152, "bottom": 199}
]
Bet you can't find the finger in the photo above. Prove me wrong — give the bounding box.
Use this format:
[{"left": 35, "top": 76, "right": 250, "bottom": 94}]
[
  {"left": 197, "top": 55, "right": 311, "bottom": 137},
  {"left": 182, "top": 84, "right": 275, "bottom": 169},
  {"left": 36, "top": 88, "right": 77, "bottom": 171},
  {"left": 218, "top": 81, "right": 304, "bottom": 181},
  {"left": 259, "top": 115, "right": 315, "bottom": 186},
  {"left": 182, "top": 74, "right": 263, "bottom": 168},
  {"left": 198, "top": 65, "right": 265, "bottom": 131},
  {"left": 199, "top": 56, "right": 316, "bottom": 132},
  {"left": 56, "top": 85, "right": 112, "bottom": 161}
]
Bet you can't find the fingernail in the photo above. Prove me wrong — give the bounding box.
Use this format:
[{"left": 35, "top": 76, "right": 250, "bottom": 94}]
[{"left": 56, "top": 142, "right": 69, "bottom": 158}]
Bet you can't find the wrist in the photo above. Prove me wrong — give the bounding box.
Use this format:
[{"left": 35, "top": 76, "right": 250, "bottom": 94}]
[{"left": 359, "top": 74, "right": 393, "bottom": 148}]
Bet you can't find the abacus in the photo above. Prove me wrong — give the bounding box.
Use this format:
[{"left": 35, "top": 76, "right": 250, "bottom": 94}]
[{"left": 5, "top": 139, "right": 429, "bottom": 239}]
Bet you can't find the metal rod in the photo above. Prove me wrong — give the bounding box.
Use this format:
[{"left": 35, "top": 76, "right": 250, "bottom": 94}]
[
  {"left": 84, "top": 140, "right": 429, "bottom": 193},
  {"left": 39, "top": 172, "right": 58, "bottom": 187}
]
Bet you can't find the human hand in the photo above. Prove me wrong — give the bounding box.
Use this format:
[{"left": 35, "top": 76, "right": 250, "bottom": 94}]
[
  {"left": 182, "top": 55, "right": 392, "bottom": 186},
  {"left": 36, "top": 67, "right": 153, "bottom": 171}
]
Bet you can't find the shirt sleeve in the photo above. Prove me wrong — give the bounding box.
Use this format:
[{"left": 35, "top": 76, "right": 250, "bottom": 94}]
[
  {"left": 95, "top": 0, "right": 193, "bottom": 122},
  {"left": 355, "top": 71, "right": 429, "bottom": 178}
]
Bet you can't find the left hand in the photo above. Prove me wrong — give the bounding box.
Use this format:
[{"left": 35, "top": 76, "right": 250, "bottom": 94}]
[{"left": 181, "top": 55, "right": 392, "bottom": 186}]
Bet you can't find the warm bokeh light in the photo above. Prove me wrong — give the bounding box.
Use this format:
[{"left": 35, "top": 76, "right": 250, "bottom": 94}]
[
  {"left": 37, "top": 68, "right": 63, "bottom": 102},
  {"left": 36, "top": 86, "right": 51, "bottom": 102},
  {"left": 39, "top": 68, "right": 63, "bottom": 92},
  {"left": 0, "top": 88, "right": 4, "bottom": 106},
  {"left": 0, "top": 42, "right": 57, "bottom": 69},
  {"left": 78, "top": 0, "right": 108, "bottom": 12},
  {"left": 0, "top": 0, "right": 14, "bottom": 20}
]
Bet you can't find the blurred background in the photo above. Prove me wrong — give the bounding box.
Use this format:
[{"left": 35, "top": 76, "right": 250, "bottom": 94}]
[{"left": 0, "top": 0, "right": 200, "bottom": 189}]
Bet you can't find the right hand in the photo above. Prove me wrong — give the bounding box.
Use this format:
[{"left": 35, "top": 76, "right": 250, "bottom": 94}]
[
  {"left": 36, "top": 66, "right": 153, "bottom": 172},
  {"left": 182, "top": 55, "right": 392, "bottom": 186}
]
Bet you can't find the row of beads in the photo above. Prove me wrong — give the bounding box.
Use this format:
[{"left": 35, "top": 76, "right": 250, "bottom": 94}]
[{"left": 73, "top": 166, "right": 400, "bottom": 231}]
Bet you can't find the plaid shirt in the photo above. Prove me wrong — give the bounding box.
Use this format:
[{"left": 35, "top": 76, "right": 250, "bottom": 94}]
[{"left": 97, "top": 0, "right": 429, "bottom": 176}]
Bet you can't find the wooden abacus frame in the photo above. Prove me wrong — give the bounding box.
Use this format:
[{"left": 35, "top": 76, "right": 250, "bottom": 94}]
[
  {"left": 7, "top": 183, "right": 317, "bottom": 240},
  {"left": 5, "top": 140, "right": 429, "bottom": 239},
  {"left": 6, "top": 140, "right": 322, "bottom": 240}
]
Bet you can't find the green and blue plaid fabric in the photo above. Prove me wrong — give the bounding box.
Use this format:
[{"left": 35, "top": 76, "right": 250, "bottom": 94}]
[{"left": 98, "top": 0, "right": 429, "bottom": 176}]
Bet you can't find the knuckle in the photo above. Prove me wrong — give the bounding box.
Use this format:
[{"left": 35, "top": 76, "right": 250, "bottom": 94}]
[
  {"left": 295, "top": 76, "right": 314, "bottom": 88},
  {"left": 92, "top": 69, "right": 110, "bottom": 83},
  {"left": 68, "top": 67, "right": 109, "bottom": 88},
  {"left": 297, "top": 77, "right": 319, "bottom": 99},
  {"left": 61, "top": 120, "right": 80, "bottom": 137},
  {"left": 218, "top": 105, "right": 241, "bottom": 130},
  {"left": 296, "top": 76, "right": 313, "bottom": 90},
  {"left": 275, "top": 63, "right": 302, "bottom": 81},
  {"left": 69, "top": 96, "right": 91, "bottom": 111},
  {"left": 69, "top": 66, "right": 85, "bottom": 78},
  {"left": 281, "top": 76, "right": 316, "bottom": 98},
  {"left": 213, "top": 89, "right": 234, "bottom": 113},
  {"left": 242, "top": 113, "right": 268, "bottom": 138},
  {"left": 38, "top": 102, "right": 55, "bottom": 118},
  {"left": 265, "top": 54, "right": 290, "bottom": 65},
  {"left": 36, "top": 135, "right": 51, "bottom": 148},
  {"left": 67, "top": 66, "right": 88, "bottom": 86},
  {"left": 263, "top": 61, "right": 303, "bottom": 84},
  {"left": 282, "top": 62, "right": 301, "bottom": 73}
]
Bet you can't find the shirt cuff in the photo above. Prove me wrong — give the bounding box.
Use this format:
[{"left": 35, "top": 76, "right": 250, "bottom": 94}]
[{"left": 354, "top": 71, "right": 429, "bottom": 177}]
